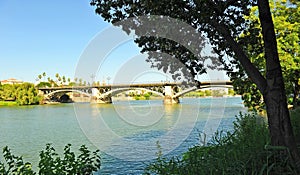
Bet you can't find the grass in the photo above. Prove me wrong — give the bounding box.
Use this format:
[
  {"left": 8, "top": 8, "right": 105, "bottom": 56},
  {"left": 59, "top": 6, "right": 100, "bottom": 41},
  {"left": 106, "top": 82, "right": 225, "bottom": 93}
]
[
  {"left": 145, "top": 111, "right": 300, "bottom": 175},
  {"left": 0, "top": 101, "right": 17, "bottom": 106}
]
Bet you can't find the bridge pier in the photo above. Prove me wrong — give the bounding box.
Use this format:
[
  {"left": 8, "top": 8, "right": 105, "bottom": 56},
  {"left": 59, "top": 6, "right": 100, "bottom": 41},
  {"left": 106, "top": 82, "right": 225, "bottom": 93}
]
[
  {"left": 163, "top": 95, "right": 179, "bottom": 104},
  {"left": 163, "top": 85, "right": 179, "bottom": 104},
  {"left": 91, "top": 96, "right": 112, "bottom": 104}
]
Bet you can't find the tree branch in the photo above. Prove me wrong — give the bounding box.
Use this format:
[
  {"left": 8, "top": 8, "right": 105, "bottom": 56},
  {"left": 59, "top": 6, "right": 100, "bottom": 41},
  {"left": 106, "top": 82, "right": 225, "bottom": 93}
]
[{"left": 211, "top": 22, "right": 267, "bottom": 93}]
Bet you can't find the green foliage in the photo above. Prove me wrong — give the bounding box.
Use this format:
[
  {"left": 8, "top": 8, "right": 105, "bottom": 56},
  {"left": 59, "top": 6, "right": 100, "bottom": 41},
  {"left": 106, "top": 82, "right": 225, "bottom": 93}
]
[
  {"left": 204, "top": 90, "right": 211, "bottom": 97},
  {"left": 16, "top": 83, "right": 42, "bottom": 105},
  {"left": 38, "top": 72, "right": 80, "bottom": 86},
  {"left": 185, "top": 91, "right": 202, "bottom": 97},
  {"left": 228, "top": 89, "right": 235, "bottom": 96},
  {"left": 0, "top": 101, "right": 18, "bottom": 106},
  {"left": 143, "top": 93, "right": 151, "bottom": 100},
  {"left": 0, "top": 144, "right": 101, "bottom": 175},
  {"left": 0, "top": 83, "right": 42, "bottom": 105},
  {"left": 0, "top": 84, "right": 17, "bottom": 101},
  {"left": 185, "top": 89, "right": 232, "bottom": 97},
  {"left": 231, "top": 0, "right": 300, "bottom": 109},
  {"left": 39, "top": 143, "right": 100, "bottom": 175},
  {"left": 134, "top": 95, "right": 140, "bottom": 100},
  {"left": 0, "top": 146, "right": 35, "bottom": 175},
  {"left": 145, "top": 113, "right": 298, "bottom": 175},
  {"left": 290, "top": 108, "right": 300, "bottom": 145},
  {"left": 36, "top": 82, "right": 52, "bottom": 88}
]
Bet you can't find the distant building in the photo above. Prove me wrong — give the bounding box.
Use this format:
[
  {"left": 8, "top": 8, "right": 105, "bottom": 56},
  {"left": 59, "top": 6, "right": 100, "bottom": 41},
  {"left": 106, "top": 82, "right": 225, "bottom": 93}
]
[{"left": 0, "top": 78, "right": 23, "bottom": 85}]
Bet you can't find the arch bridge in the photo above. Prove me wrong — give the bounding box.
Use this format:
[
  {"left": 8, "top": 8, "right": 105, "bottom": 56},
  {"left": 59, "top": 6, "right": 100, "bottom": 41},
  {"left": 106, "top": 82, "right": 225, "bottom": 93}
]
[{"left": 38, "top": 81, "right": 232, "bottom": 104}]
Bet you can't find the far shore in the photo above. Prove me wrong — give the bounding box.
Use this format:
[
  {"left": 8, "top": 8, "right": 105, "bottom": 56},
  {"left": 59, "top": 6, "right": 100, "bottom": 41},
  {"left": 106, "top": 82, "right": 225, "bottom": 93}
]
[{"left": 0, "top": 95, "right": 242, "bottom": 107}]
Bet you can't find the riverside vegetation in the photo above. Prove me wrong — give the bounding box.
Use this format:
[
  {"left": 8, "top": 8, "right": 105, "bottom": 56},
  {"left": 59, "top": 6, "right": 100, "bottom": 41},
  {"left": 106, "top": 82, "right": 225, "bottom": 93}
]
[
  {"left": 145, "top": 108, "right": 300, "bottom": 175},
  {"left": 0, "top": 144, "right": 100, "bottom": 174},
  {"left": 0, "top": 83, "right": 42, "bottom": 106}
]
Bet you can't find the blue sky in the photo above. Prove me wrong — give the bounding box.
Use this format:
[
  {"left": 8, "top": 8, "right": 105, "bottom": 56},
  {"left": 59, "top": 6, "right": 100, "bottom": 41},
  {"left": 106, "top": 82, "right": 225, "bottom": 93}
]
[
  {"left": 0, "top": 0, "right": 227, "bottom": 84},
  {"left": 0, "top": 0, "right": 119, "bottom": 82}
]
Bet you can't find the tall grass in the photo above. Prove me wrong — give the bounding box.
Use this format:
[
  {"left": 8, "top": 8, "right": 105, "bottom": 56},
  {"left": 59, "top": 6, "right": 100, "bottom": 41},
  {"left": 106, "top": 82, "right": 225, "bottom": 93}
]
[{"left": 145, "top": 113, "right": 298, "bottom": 175}]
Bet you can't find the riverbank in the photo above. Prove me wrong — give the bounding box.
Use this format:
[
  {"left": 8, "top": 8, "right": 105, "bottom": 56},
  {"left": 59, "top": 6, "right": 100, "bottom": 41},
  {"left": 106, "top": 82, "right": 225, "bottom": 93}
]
[
  {"left": 146, "top": 107, "right": 300, "bottom": 174},
  {"left": 0, "top": 101, "right": 17, "bottom": 106}
]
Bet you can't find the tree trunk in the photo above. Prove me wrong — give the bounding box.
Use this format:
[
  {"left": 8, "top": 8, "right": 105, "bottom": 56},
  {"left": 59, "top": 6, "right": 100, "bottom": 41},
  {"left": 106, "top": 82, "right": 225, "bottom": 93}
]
[{"left": 258, "top": 0, "right": 300, "bottom": 170}]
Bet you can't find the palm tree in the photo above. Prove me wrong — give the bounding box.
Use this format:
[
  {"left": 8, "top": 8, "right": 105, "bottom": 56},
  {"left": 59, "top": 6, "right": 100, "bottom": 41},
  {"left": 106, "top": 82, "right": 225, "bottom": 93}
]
[
  {"left": 58, "top": 77, "right": 62, "bottom": 86},
  {"left": 79, "top": 78, "right": 82, "bottom": 86},
  {"left": 67, "top": 78, "right": 71, "bottom": 86},
  {"left": 42, "top": 72, "right": 46, "bottom": 81},
  {"left": 38, "top": 74, "right": 42, "bottom": 81},
  {"left": 55, "top": 73, "right": 60, "bottom": 83},
  {"left": 62, "top": 76, "right": 66, "bottom": 85},
  {"left": 74, "top": 78, "right": 78, "bottom": 85}
]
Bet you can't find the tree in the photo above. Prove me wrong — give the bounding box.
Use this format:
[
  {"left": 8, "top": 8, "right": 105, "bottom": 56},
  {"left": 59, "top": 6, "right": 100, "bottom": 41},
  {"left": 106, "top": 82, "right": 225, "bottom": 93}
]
[
  {"left": 232, "top": 0, "right": 300, "bottom": 109},
  {"left": 42, "top": 72, "right": 46, "bottom": 81},
  {"left": 55, "top": 73, "right": 60, "bottom": 84},
  {"left": 15, "top": 83, "right": 41, "bottom": 105},
  {"left": 79, "top": 78, "right": 83, "bottom": 86},
  {"left": 67, "top": 78, "right": 71, "bottom": 85},
  {"left": 90, "top": 0, "right": 300, "bottom": 168},
  {"left": 0, "top": 84, "right": 17, "bottom": 101},
  {"left": 58, "top": 77, "right": 62, "bottom": 85},
  {"left": 62, "top": 76, "right": 66, "bottom": 85},
  {"left": 274, "top": 0, "right": 300, "bottom": 107},
  {"left": 38, "top": 74, "right": 42, "bottom": 81}
]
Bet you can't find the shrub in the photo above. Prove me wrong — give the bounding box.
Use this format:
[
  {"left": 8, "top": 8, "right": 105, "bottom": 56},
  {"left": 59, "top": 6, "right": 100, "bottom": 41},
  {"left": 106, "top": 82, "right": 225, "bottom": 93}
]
[
  {"left": 144, "top": 93, "right": 151, "bottom": 100},
  {"left": 0, "top": 144, "right": 101, "bottom": 175}
]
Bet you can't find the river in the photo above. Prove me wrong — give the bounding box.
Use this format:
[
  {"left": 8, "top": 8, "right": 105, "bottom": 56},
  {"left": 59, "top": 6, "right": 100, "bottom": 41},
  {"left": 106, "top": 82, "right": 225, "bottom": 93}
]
[{"left": 0, "top": 97, "right": 245, "bottom": 174}]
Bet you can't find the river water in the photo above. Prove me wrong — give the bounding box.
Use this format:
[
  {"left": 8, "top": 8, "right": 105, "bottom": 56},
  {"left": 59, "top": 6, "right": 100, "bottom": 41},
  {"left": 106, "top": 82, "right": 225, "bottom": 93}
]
[{"left": 0, "top": 97, "right": 245, "bottom": 174}]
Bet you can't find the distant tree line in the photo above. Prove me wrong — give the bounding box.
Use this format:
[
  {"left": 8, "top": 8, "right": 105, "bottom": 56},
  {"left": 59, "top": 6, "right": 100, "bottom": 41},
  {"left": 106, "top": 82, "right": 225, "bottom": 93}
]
[{"left": 185, "top": 89, "right": 235, "bottom": 97}]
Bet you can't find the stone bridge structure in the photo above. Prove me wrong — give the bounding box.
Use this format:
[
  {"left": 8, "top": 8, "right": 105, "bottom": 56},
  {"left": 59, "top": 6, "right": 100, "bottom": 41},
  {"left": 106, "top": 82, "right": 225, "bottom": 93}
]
[{"left": 38, "top": 81, "right": 232, "bottom": 104}]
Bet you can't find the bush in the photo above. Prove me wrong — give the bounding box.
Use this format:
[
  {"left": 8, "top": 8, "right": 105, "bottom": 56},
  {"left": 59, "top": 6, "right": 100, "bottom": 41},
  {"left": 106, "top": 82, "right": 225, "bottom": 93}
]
[
  {"left": 0, "top": 144, "right": 101, "bottom": 175},
  {"left": 144, "top": 93, "right": 151, "bottom": 100},
  {"left": 145, "top": 113, "right": 298, "bottom": 175}
]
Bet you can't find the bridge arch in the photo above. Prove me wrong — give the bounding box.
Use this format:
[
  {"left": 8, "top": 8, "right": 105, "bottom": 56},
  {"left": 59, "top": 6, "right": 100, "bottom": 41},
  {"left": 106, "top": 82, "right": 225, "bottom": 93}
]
[
  {"left": 173, "top": 85, "right": 233, "bottom": 98},
  {"left": 99, "top": 87, "right": 164, "bottom": 99},
  {"left": 44, "top": 89, "right": 92, "bottom": 99}
]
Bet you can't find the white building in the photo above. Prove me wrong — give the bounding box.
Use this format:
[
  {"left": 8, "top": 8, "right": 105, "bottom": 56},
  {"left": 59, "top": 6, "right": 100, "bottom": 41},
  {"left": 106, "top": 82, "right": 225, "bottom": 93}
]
[{"left": 0, "top": 78, "right": 23, "bottom": 85}]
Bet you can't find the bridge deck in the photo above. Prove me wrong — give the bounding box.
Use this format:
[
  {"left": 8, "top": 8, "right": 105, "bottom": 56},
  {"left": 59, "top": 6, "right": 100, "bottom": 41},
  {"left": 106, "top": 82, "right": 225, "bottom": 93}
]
[{"left": 38, "top": 81, "right": 232, "bottom": 90}]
